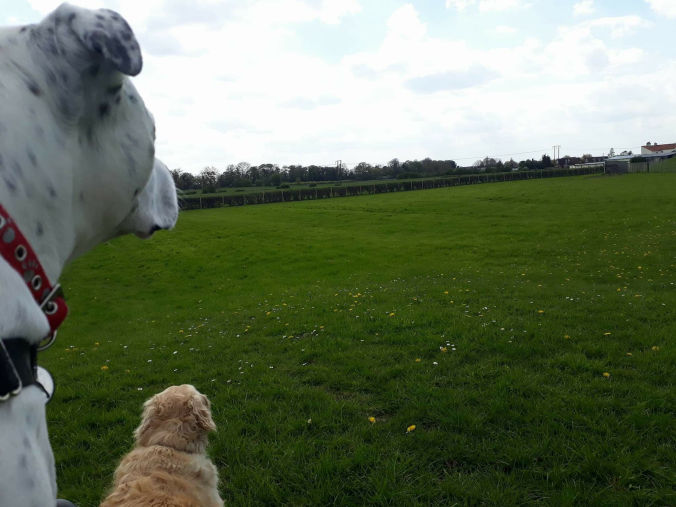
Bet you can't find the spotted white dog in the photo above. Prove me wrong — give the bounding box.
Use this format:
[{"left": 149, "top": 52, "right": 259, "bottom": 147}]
[{"left": 0, "top": 3, "right": 178, "bottom": 506}]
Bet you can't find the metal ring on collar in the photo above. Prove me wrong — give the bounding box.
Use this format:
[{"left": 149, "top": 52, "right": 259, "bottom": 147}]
[
  {"left": 15, "top": 244, "right": 27, "bottom": 261},
  {"left": 37, "top": 330, "right": 57, "bottom": 352}
]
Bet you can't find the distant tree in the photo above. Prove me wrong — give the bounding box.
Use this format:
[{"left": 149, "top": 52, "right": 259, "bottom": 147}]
[
  {"left": 541, "top": 154, "right": 553, "bottom": 168},
  {"left": 199, "top": 167, "right": 218, "bottom": 193},
  {"left": 169, "top": 168, "right": 182, "bottom": 186},
  {"left": 178, "top": 171, "right": 197, "bottom": 190},
  {"left": 354, "top": 162, "right": 373, "bottom": 180}
]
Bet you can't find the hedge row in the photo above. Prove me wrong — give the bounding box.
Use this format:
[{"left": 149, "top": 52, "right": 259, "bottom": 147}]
[{"left": 180, "top": 167, "right": 602, "bottom": 210}]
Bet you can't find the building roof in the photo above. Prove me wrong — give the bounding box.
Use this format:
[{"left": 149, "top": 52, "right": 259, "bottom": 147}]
[
  {"left": 607, "top": 151, "right": 676, "bottom": 161},
  {"left": 642, "top": 142, "right": 676, "bottom": 152}
]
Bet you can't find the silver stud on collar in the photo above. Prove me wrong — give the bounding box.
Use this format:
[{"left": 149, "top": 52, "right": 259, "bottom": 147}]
[
  {"left": 31, "top": 274, "right": 42, "bottom": 291},
  {"left": 15, "top": 244, "right": 27, "bottom": 261}
]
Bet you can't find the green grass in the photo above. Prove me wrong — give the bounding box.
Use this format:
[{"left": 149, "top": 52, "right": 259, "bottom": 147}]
[{"left": 46, "top": 174, "right": 674, "bottom": 506}]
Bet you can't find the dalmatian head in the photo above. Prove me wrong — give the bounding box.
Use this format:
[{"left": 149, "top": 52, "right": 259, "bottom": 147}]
[{"left": 0, "top": 3, "right": 178, "bottom": 279}]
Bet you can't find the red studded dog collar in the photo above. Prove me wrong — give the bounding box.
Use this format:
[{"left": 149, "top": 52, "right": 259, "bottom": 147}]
[{"left": 0, "top": 204, "right": 68, "bottom": 343}]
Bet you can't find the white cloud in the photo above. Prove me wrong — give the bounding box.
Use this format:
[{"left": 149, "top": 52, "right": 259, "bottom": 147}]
[
  {"left": 445, "top": 0, "right": 530, "bottom": 12},
  {"left": 445, "top": 0, "right": 475, "bottom": 10},
  {"left": 478, "top": 0, "right": 528, "bottom": 12},
  {"left": 573, "top": 0, "right": 595, "bottom": 16},
  {"left": 495, "top": 25, "right": 517, "bottom": 35},
  {"left": 645, "top": 0, "right": 676, "bottom": 18}
]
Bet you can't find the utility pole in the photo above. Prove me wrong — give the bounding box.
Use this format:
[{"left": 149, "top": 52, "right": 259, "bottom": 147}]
[{"left": 552, "top": 145, "right": 560, "bottom": 164}]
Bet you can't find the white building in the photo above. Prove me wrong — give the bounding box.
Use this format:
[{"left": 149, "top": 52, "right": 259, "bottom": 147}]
[{"left": 641, "top": 142, "right": 676, "bottom": 156}]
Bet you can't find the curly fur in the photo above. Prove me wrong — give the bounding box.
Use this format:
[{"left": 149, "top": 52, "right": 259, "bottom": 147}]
[{"left": 101, "top": 385, "right": 223, "bottom": 507}]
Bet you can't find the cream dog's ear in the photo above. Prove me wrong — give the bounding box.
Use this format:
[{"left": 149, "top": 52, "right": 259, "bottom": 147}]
[
  {"left": 192, "top": 394, "right": 216, "bottom": 432},
  {"left": 134, "top": 396, "right": 159, "bottom": 445}
]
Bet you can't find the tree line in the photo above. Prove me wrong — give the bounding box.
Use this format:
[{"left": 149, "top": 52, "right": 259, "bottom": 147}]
[{"left": 170, "top": 154, "right": 568, "bottom": 192}]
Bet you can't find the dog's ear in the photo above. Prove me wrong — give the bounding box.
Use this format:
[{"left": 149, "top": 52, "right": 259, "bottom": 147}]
[
  {"left": 134, "top": 396, "right": 158, "bottom": 445},
  {"left": 42, "top": 3, "right": 142, "bottom": 76},
  {"left": 191, "top": 394, "right": 216, "bottom": 432}
]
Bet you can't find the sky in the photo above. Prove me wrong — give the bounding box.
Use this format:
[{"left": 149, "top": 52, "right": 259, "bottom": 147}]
[{"left": 3, "top": 0, "right": 676, "bottom": 173}]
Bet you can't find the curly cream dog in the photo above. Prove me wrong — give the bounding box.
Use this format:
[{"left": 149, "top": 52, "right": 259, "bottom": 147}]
[{"left": 101, "top": 385, "right": 223, "bottom": 507}]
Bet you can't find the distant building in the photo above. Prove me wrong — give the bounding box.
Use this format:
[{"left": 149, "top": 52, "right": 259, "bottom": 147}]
[
  {"left": 641, "top": 142, "right": 676, "bottom": 155},
  {"left": 606, "top": 147, "right": 676, "bottom": 174}
]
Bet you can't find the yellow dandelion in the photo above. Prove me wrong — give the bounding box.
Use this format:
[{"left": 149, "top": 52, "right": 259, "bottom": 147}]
[
  {"left": 179, "top": 330, "right": 184, "bottom": 333},
  {"left": 415, "top": 358, "right": 421, "bottom": 362},
  {"left": 538, "top": 310, "right": 544, "bottom": 314},
  {"left": 564, "top": 335, "right": 571, "bottom": 339},
  {"left": 443, "top": 291, "right": 449, "bottom": 295},
  {"left": 101, "top": 365, "right": 109, "bottom": 371},
  {"left": 406, "top": 425, "right": 416, "bottom": 433},
  {"left": 94, "top": 342, "right": 100, "bottom": 346},
  {"left": 651, "top": 346, "right": 660, "bottom": 351},
  {"left": 603, "top": 372, "right": 610, "bottom": 378},
  {"left": 604, "top": 332, "right": 612, "bottom": 336},
  {"left": 440, "top": 347, "right": 448, "bottom": 353},
  {"left": 389, "top": 312, "right": 395, "bottom": 317},
  {"left": 626, "top": 353, "right": 632, "bottom": 356},
  {"left": 368, "top": 416, "right": 376, "bottom": 424}
]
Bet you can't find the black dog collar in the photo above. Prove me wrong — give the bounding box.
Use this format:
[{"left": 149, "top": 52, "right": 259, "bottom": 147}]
[{"left": 0, "top": 338, "right": 44, "bottom": 400}]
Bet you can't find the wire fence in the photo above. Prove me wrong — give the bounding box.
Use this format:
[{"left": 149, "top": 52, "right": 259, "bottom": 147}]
[{"left": 179, "top": 166, "right": 603, "bottom": 211}]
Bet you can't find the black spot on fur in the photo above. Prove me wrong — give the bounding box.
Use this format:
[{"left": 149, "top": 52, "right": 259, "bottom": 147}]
[
  {"left": 107, "top": 84, "right": 122, "bottom": 95},
  {"left": 2, "top": 177, "right": 17, "bottom": 193},
  {"left": 47, "top": 185, "right": 57, "bottom": 198},
  {"left": 96, "top": 14, "right": 105, "bottom": 20},
  {"left": 11, "top": 160, "right": 22, "bottom": 176},
  {"left": 127, "top": 93, "right": 137, "bottom": 104},
  {"left": 20, "top": 26, "right": 27, "bottom": 33},
  {"left": 99, "top": 102, "right": 110, "bottom": 117},
  {"left": 89, "top": 64, "right": 100, "bottom": 77},
  {"left": 36, "top": 222, "right": 44, "bottom": 237},
  {"left": 68, "top": 13, "right": 76, "bottom": 23},
  {"left": 26, "top": 148, "right": 37, "bottom": 167},
  {"left": 26, "top": 79, "right": 41, "bottom": 96},
  {"left": 134, "top": 187, "right": 141, "bottom": 197}
]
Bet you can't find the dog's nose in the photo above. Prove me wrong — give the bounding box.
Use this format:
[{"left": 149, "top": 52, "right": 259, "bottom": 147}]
[{"left": 149, "top": 224, "right": 163, "bottom": 234}]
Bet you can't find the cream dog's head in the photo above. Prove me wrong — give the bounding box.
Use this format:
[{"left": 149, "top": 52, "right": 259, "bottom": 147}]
[{"left": 134, "top": 384, "right": 216, "bottom": 454}]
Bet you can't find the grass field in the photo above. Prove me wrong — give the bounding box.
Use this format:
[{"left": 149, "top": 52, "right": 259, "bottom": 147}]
[{"left": 46, "top": 174, "right": 674, "bottom": 506}]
